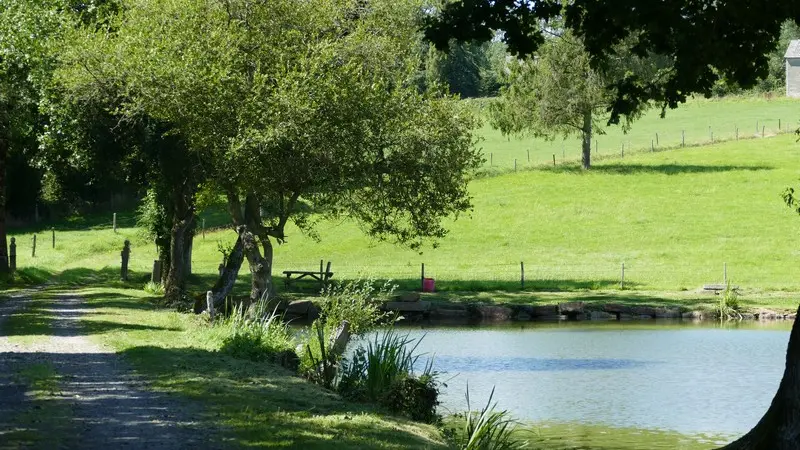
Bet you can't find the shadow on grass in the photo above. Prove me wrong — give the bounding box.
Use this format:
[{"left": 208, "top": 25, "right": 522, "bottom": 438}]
[
  {"left": 119, "top": 345, "right": 445, "bottom": 449},
  {"left": 537, "top": 163, "right": 774, "bottom": 175}
]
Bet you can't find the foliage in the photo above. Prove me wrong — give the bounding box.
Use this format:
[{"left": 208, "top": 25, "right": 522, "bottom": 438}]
[
  {"left": 319, "top": 279, "right": 395, "bottom": 336},
  {"left": 425, "top": 38, "right": 507, "bottom": 98},
  {"left": 425, "top": 0, "right": 800, "bottom": 122},
  {"left": 338, "top": 330, "right": 440, "bottom": 423},
  {"left": 444, "top": 386, "right": 526, "bottom": 450},
  {"left": 142, "top": 281, "right": 164, "bottom": 296},
  {"left": 717, "top": 284, "right": 741, "bottom": 321},
  {"left": 299, "top": 320, "right": 339, "bottom": 389},
  {"left": 220, "top": 298, "right": 297, "bottom": 370}
]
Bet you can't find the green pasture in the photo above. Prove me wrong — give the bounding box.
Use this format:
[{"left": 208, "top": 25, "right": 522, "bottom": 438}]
[
  {"left": 6, "top": 100, "right": 800, "bottom": 302},
  {"left": 471, "top": 96, "right": 800, "bottom": 171}
]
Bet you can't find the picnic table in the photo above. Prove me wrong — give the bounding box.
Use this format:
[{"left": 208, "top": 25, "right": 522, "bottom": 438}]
[
  {"left": 703, "top": 284, "right": 739, "bottom": 295},
  {"left": 283, "top": 261, "right": 333, "bottom": 288}
]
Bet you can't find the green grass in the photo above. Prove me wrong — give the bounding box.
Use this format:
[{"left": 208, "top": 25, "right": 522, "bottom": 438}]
[
  {"left": 6, "top": 97, "right": 800, "bottom": 312},
  {"left": 470, "top": 95, "right": 800, "bottom": 170},
  {"left": 73, "top": 287, "right": 446, "bottom": 449}
]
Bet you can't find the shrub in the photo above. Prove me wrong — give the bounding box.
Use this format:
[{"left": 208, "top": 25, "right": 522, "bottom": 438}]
[
  {"left": 220, "top": 299, "right": 297, "bottom": 370},
  {"left": 299, "top": 320, "right": 339, "bottom": 388},
  {"left": 319, "top": 278, "right": 395, "bottom": 336},
  {"left": 338, "top": 329, "right": 441, "bottom": 423}
]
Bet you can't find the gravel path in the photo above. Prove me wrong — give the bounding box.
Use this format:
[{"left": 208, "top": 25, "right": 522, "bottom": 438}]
[{"left": 0, "top": 291, "right": 225, "bottom": 449}]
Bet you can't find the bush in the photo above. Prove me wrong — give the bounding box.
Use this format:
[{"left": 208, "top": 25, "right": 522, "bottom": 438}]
[
  {"left": 717, "top": 283, "right": 741, "bottom": 320},
  {"left": 338, "top": 329, "right": 441, "bottom": 423},
  {"left": 319, "top": 278, "right": 395, "bottom": 336},
  {"left": 220, "top": 299, "right": 297, "bottom": 370}
]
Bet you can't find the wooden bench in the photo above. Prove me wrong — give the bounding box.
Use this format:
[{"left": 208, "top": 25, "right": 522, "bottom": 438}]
[
  {"left": 283, "top": 261, "right": 333, "bottom": 288},
  {"left": 703, "top": 284, "right": 739, "bottom": 295}
]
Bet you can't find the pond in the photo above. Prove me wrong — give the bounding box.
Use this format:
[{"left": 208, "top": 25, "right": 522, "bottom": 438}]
[{"left": 371, "top": 320, "right": 793, "bottom": 448}]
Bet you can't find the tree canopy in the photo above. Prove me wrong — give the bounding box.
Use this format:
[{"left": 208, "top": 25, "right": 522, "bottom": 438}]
[{"left": 425, "top": 0, "right": 800, "bottom": 122}]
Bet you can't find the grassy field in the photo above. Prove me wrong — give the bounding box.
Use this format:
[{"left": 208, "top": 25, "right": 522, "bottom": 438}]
[
  {"left": 5, "top": 97, "right": 800, "bottom": 311},
  {"left": 472, "top": 95, "right": 800, "bottom": 171}
]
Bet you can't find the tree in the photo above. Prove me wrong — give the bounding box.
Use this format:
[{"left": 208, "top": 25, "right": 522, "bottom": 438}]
[
  {"left": 424, "top": 0, "right": 800, "bottom": 122},
  {"left": 0, "top": 0, "right": 64, "bottom": 275},
  {"left": 425, "top": 38, "right": 507, "bottom": 98}
]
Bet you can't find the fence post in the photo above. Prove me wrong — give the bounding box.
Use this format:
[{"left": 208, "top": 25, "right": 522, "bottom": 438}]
[
  {"left": 113, "top": 213, "right": 117, "bottom": 233},
  {"left": 527, "top": 149, "right": 530, "bottom": 162},
  {"left": 520, "top": 261, "right": 525, "bottom": 289},
  {"left": 552, "top": 154, "right": 556, "bottom": 166},
  {"left": 779, "top": 119, "right": 782, "bottom": 131},
  {"left": 9, "top": 237, "right": 16, "bottom": 272},
  {"left": 202, "top": 218, "right": 206, "bottom": 239},
  {"left": 735, "top": 126, "right": 738, "bottom": 140},
  {"left": 595, "top": 140, "right": 598, "bottom": 155},
  {"left": 32, "top": 234, "right": 36, "bottom": 258},
  {"left": 651, "top": 140, "right": 654, "bottom": 152},
  {"left": 682, "top": 130, "right": 685, "bottom": 147},
  {"left": 620, "top": 262, "right": 625, "bottom": 290},
  {"left": 621, "top": 143, "right": 624, "bottom": 157},
  {"left": 421, "top": 263, "right": 425, "bottom": 291},
  {"left": 762, "top": 125, "right": 765, "bottom": 138},
  {"left": 490, "top": 153, "right": 493, "bottom": 166},
  {"left": 656, "top": 133, "right": 659, "bottom": 146},
  {"left": 121, "top": 240, "right": 131, "bottom": 281},
  {"left": 724, "top": 262, "right": 727, "bottom": 285},
  {"left": 514, "top": 159, "right": 517, "bottom": 172},
  {"left": 52, "top": 227, "right": 55, "bottom": 249}
]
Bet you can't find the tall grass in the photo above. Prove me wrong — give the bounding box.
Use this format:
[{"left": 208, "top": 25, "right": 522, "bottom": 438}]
[
  {"left": 219, "top": 297, "right": 297, "bottom": 367},
  {"left": 717, "top": 283, "right": 742, "bottom": 320},
  {"left": 448, "top": 385, "right": 526, "bottom": 450}
]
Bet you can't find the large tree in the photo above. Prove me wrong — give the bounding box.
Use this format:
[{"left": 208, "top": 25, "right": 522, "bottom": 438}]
[{"left": 0, "top": 0, "right": 63, "bottom": 274}]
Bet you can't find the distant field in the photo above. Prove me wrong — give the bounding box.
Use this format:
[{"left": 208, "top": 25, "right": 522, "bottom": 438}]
[
  {"left": 8, "top": 131, "right": 800, "bottom": 295},
  {"left": 471, "top": 96, "right": 800, "bottom": 171}
]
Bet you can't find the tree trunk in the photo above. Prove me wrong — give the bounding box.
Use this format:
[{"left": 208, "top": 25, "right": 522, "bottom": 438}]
[
  {"left": 719, "top": 304, "right": 800, "bottom": 449},
  {"left": 184, "top": 228, "right": 193, "bottom": 276},
  {"left": 164, "top": 197, "right": 195, "bottom": 306},
  {"left": 242, "top": 193, "right": 274, "bottom": 302},
  {"left": 207, "top": 229, "right": 246, "bottom": 311},
  {"left": 0, "top": 135, "right": 8, "bottom": 274},
  {"left": 581, "top": 109, "right": 592, "bottom": 170}
]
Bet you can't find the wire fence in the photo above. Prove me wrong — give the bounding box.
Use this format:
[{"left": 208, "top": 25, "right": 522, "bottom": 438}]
[{"left": 480, "top": 117, "right": 796, "bottom": 172}]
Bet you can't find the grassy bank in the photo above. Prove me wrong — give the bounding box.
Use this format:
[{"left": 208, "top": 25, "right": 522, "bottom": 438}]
[{"left": 64, "top": 287, "right": 446, "bottom": 449}]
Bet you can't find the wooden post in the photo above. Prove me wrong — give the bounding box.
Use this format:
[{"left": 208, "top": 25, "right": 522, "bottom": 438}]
[
  {"left": 113, "top": 213, "right": 117, "bottom": 233},
  {"left": 31, "top": 234, "right": 36, "bottom": 258},
  {"left": 490, "top": 153, "right": 493, "bottom": 166},
  {"left": 656, "top": 133, "right": 659, "bottom": 146},
  {"left": 514, "top": 159, "right": 517, "bottom": 172},
  {"left": 762, "top": 125, "right": 765, "bottom": 137},
  {"left": 552, "top": 154, "right": 556, "bottom": 166},
  {"left": 651, "top": 140, "right": 654, "bottom": 152},
  {"left": 120, "top": 240, "right": 131, "bottom": 281},
  {"left": 621, "top": 143, "right": 624, "bottom": 157},
  {"left": 779, "top": 119, "right": 782, "bottom": 131},
  {"left": 202, "top": 218, "right": 206, "bottom": 239},
  {"left": 621, "top": 262, "right": 625, "bottom": 290},
  {"left": 595, "top": 140, "right": 598, "bottom": 155},
  {"left": 319, "top": 259, "right": 324, "bottom": 280},
  {"left": 681, "top": 130, "right": 685, "bottom": 147},
  {"left": 421, "top": 263, "right": 425, "bottom": 291},
  {"left": 9, "top": 237, "right": 16, "bottom": 272},
  {"left": 520, "top": 261, "right": 525, "bottom": 289},
  {"left": 51, "top": 228, "right": 55, "bottom": 249},
  {"left": 206, "top": 291, "right": 215, "bottom": 322},
  {"left": 527, "top": 149, "right": 530, "bottom": 162},
  {"left": 152, "top": 260, "right": 163, "bottom": 283},
  {"left": 756, "top": 120, "right": 759, "bottom": 133},
  {"left": 724, "top": 262, "right": 727, "bottom": 285}
]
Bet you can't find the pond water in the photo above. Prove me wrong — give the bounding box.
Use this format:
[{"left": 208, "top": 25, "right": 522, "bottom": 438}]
[{"left": 367, "top": 320, "right": 793, "bottom": 447}]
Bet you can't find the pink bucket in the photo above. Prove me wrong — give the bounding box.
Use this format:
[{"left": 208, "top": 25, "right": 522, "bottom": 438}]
[{"left": 422, "top": 278, "right": 435, "bottom": 293}]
